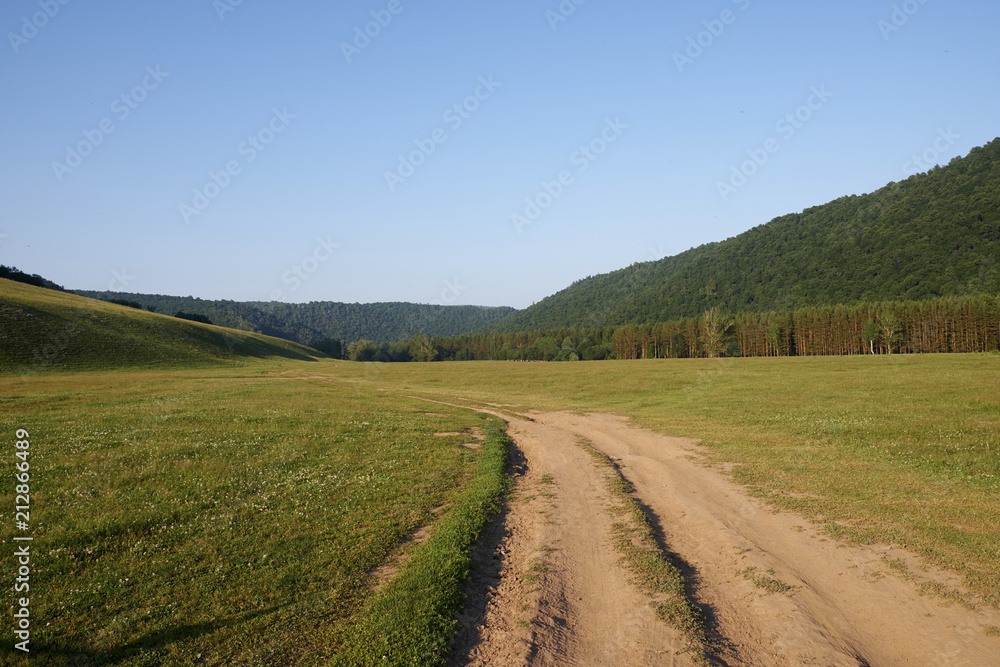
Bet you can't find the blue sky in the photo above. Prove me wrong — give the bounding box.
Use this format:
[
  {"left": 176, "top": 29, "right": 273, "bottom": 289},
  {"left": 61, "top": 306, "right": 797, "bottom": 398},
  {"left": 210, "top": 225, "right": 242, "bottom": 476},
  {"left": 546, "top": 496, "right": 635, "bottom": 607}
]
[{"left": 1, "top": 0, "right": 997, "bottom": 309}]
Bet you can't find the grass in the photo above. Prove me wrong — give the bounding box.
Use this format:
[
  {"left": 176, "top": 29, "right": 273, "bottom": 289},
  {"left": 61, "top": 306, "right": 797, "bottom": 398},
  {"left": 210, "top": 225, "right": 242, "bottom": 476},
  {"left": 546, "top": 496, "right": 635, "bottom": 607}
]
[
  {"left": 0, "top": 368, "right": 508, "bottom": 666},
  {"left": 582, "top": 441, "right": 712, "bottom": 663},
  {"left": 4, "top": 284, "right": 999, "bottom": 662},
  {"left": 329, "top": 423, "right": 510, "bottom": 666},
  {"left": 0, "top": 278, "right": 323, "bottom": 375},
  {"left": 332, "top": 354, "right": 1000, "bottom": 611},
  {"left": 740, "top": 567, "right": 794, "bottom": 595}
]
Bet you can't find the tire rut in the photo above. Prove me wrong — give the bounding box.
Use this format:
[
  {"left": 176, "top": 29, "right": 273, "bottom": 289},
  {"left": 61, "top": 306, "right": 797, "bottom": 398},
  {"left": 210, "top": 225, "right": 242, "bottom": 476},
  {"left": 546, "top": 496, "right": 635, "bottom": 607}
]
[{"left": 447, "top": 407, "right": 999, "bottom": 666}]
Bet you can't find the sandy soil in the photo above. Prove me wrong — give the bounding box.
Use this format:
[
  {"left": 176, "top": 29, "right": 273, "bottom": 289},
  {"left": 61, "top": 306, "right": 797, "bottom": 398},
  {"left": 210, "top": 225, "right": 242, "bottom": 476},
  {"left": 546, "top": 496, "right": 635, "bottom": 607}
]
[
  {"left": 450, "top": 413, "right": 696, "bottom": 667},
  {"left": 449, "top": 411, "right": 1000, "bottom": 667}
]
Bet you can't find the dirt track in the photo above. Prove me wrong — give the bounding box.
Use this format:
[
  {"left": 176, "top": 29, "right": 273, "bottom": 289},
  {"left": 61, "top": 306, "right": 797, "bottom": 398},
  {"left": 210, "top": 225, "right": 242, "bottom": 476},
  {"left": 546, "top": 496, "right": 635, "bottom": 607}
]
[{"left": 449, "top": 411, "right": 1000, "bottom": 667}]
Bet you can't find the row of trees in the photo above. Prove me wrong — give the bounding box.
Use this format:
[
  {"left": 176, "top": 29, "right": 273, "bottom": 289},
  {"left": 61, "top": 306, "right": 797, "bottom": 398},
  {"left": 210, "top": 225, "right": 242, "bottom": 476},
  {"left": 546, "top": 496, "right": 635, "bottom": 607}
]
[
  {"left": 321, "top": 334, "right": 613, "bottom": 363},
  {"left": 338, "top": 293, "right": 1000, "bottom": 361},
  {"left": 0, "top": 265, "right": 66, "bottom": 292}
]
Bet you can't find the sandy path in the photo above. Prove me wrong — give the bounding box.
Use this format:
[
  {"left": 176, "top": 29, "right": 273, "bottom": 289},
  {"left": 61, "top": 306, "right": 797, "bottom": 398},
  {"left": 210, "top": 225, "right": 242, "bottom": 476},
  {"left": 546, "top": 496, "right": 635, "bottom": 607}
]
[
  {"left": 451, "top": 413, "right": 697, "bottom": 666},
  {"left": 451, "top": 410, "right": 1000, "bottom": 666}
]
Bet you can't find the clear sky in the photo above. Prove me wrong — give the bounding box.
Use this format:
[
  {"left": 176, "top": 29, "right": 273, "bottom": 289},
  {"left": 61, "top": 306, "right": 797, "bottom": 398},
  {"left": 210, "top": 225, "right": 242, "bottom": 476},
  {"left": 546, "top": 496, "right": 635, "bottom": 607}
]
[{"left": 1, "top": 0, "right": 997, "bottom": 309}]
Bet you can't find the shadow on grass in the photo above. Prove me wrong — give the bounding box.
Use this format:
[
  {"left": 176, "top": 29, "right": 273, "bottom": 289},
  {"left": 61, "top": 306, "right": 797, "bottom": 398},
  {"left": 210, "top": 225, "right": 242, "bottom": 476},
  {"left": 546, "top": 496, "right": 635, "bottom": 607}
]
[{"left": 29, "top": 605, "right": 285, "bottom": 666}]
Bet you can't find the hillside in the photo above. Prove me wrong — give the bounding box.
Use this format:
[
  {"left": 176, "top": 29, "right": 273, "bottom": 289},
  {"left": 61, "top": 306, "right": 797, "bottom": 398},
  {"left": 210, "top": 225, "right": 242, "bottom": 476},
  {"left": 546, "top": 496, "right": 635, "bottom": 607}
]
[
  {"left": 0, "top": 264, "right": 68, "bottom": 292},
  {"left": 491, "top": 138, "right": 1000, "bottom": 332},
  {"left": 0, "top": 279, "right": 325, "bottom": 374},
  {"left": 73, "top": 291, "right": 517, "bottom": 344}
]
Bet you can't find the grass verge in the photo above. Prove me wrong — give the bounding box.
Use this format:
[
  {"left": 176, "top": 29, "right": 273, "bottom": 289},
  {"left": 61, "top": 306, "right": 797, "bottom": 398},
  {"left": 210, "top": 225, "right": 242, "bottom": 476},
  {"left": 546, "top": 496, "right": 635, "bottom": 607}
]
[
  {"left": 580, "top": 439, "right": 713, "bottom": 664},
  {"left": 328, "top": 422, "right": 511, "bottom": 667},
  {"left": 336, "top": 355, "right": 1000, "bottom": 611}
]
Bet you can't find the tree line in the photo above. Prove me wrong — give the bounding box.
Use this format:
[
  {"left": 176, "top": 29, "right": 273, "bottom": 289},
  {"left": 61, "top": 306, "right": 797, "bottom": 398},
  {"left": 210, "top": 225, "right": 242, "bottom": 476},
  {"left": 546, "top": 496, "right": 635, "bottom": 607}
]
[
  {"left": 339, "top": 293, "right": 1000, "bottom": 361},
  {"left": 75, "top": 291, "right": 516, "bottom": 344},
  {"left": 1, "top": 265, "right": 67, "bottom": 292}
]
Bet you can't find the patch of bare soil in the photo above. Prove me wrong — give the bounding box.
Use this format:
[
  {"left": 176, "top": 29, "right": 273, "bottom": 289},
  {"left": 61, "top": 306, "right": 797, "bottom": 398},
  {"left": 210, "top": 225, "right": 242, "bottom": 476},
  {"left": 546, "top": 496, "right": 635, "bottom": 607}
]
[
  {"left": 369, "top": 525, "right": 433, "bottom": 591},
  {"left": 450, "top": 410, "right": 999, "bottom": 666},
  {"left": 369, "top": 506, "right": 446, "bottom": 591},
  {"left": 435, "top": 428, "right": 489, "bottom": 450},
  {"left": 449, "top": 414, "right": 698, "bottom": 666}
]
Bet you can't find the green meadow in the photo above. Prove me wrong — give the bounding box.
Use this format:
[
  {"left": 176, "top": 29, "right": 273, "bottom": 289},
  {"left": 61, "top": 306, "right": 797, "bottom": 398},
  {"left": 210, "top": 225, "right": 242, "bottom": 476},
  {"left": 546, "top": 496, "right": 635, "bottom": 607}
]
[
  {"left": 3, "top": 278, "right": 1000, "bottom": 663},
  {"left": 0, "top": 368, "right": 507, "bottom": 666},
  {"left": 338, "top": 354, "right": 1000, "bottom": 609}
]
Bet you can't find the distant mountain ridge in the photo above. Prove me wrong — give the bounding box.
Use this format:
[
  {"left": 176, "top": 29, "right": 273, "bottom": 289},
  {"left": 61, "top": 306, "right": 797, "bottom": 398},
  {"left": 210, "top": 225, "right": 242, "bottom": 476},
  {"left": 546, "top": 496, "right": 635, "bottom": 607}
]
[
  {"left": 73, "top": 291, "right": 517, "bottom": 344},
  {"left": 488, "top": 137, "right": 1000, "bottom": 333}
]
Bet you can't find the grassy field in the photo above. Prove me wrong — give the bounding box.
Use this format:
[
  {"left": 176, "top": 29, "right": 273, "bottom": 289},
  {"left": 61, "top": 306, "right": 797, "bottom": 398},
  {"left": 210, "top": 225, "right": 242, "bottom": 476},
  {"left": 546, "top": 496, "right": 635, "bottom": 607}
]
[
  {"left": 0, "top": 367, "right": 508, "bottom": 666},
  {"left": 4, "top": 279, "right": 999, "bottom": 667},
  {"left": 331, "top": 354, "right": 1000, "bottom": 610}
]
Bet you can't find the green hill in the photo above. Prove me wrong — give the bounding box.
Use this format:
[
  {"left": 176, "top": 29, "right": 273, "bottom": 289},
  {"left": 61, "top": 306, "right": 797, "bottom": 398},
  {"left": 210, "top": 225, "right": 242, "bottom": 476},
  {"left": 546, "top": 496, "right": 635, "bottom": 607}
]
[
  {"left": 0, "top": 279, "right": 325, "bottom": 374},
  {"left": 72, "top": 292, "right": 518, "bottom": 345},
  {"left": 492, "top": 138, "right": 1000, "bottom": 332}
]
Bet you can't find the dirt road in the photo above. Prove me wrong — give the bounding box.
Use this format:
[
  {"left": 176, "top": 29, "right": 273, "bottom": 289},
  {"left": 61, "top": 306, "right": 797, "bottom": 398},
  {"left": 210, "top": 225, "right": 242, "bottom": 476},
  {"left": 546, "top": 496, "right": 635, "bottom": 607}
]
[{"left": 450, "top": 411, "right": 999, "bottom": 666}]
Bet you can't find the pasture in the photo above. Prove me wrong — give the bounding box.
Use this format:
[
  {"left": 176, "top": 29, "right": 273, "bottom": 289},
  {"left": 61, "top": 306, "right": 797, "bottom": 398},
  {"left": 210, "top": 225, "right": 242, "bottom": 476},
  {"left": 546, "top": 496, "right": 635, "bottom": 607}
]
[{"left": 3, "top": 351, "right": 999, "bottom": 664}]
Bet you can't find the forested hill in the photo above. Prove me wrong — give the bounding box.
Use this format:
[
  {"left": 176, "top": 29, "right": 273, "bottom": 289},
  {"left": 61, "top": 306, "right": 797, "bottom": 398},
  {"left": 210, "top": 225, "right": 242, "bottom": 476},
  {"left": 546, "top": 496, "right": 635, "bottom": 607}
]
[
  {"left": 72, "top": 292, "right": 517, "bottom": 344},
  {"left": 490, "top": 138, "right": 1000, "bottom": 333}
]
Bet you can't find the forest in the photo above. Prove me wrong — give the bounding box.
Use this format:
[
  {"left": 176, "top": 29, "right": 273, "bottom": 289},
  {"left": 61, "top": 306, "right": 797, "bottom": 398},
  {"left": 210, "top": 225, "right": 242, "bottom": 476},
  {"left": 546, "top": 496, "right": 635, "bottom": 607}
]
[
  {"left": 491, "top": 138, "right": 1000, "bottom": 333},
  {"left": 73, "top": 291, "right": 517, "bottom": 344},
  {"left": 347, "top": 293, "right": 1000, "bottom": 362}
]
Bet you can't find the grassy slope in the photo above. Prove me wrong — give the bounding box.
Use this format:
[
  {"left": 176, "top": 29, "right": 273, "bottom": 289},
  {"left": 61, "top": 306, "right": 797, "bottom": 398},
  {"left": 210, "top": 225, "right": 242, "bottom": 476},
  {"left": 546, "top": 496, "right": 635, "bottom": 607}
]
[
  {"left": 336, "top": 355, "right": 1000, "bottom": 609},
  {"left": 0, "top": 367, "right": 507, "bottom": 666},
  {"left": 0, "top": 278, "right": 324, "bottom": 374}
]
